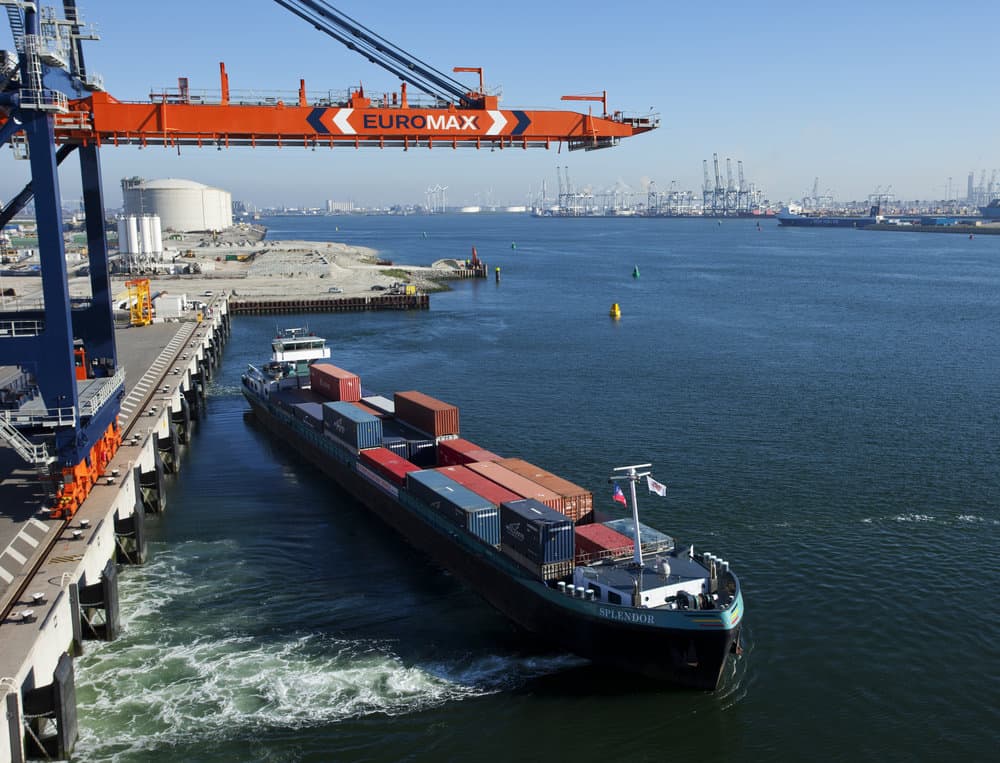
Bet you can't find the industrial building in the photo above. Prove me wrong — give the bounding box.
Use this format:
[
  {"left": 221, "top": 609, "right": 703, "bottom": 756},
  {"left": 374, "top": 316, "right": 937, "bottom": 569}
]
[{"left": 121, "top": 177, "right": 233, "bottom": 232}]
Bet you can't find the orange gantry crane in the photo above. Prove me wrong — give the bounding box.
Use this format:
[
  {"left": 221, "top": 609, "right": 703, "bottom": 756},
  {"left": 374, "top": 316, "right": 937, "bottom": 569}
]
[
  {"left": 0, "top": 0, "right": 657, "bottom": 521},
  {"left": 45, "top": 0, "right": 658, "bottom": 152}
]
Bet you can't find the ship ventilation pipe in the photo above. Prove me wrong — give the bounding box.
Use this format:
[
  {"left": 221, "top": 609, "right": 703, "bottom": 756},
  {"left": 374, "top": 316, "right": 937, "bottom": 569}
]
[
  {"left": 558, "top": 581, "right": 567, "bottom": 595},
  {"left": 575, "top": 586, "right": 585, "bottom": 598}
]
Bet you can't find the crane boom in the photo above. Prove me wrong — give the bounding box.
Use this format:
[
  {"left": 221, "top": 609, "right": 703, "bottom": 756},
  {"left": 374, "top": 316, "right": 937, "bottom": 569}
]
[{"left": 273, "top": 0, "right": 478, "bottom": 107}]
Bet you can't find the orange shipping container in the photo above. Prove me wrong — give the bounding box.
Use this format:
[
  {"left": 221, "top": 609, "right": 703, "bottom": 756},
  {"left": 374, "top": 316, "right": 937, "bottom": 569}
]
[
  {"left": 309, "top": 363, "right": 361, "bottom": 402},
  {"left": 394, "top": 390, "right": 460, "bottom": 437},
  {"left": 437, "top": 437, "right": 502, "bottom": 467},
  {"left": 464, "top": 461, "right": 562, "bottom": 512},
  {"left": 498, "top": 458, "right": 593, "bottom": 523}
]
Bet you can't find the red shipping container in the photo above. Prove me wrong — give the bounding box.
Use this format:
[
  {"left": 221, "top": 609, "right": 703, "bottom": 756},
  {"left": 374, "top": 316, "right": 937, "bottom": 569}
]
[
  {"left": 360, "top": 447, "right": 421, "bottom": 486},
  {"left": 464, "top": 461, "right": 562, "bottom": 512},
  {"left": 309, "top": 363, "right": 361, "bottom": 402},
  {"left": 435, "top": 465, "right": 520, "bottom": 506},
  {"left": 574, "top": 523, "right": 634, "bottom": 564},
  {"left": 498, "top": 458, "right": 593, "bottom": 522},
  {"left": 394, "top": 390, "right": 460, "bottom": 437},
  {"left": 437, "top": 438, "right": 502, "bottom": 467}
]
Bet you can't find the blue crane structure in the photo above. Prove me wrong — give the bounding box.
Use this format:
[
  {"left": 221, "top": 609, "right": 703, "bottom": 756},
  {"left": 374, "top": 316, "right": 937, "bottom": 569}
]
[{"left": 0, "top": 0, "right": 123, "bottom": 516}]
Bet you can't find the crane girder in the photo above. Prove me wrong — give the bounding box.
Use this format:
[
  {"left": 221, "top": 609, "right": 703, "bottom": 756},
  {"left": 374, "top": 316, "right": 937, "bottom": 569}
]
[{"left": 29, "top": 89, "right": 657, "bottom": 150}]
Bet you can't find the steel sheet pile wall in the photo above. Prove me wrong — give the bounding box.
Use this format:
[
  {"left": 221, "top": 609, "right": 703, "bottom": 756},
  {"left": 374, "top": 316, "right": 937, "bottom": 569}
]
[
  {"left": 322, "top": 401, "right": 383, "bottom": 451},
  {"left": 498, "top": 457, "right": 594, "bottom": 523},
  {"left": 465, "top": 461, "right": 562, "bottom": 511},
  {"left": 437, "top": 438, "right": 502, "bottom": 467},
  {"left": 406, "top": 470, "right": 500, "bottom": 545},
  {"left": 500, "top": 498, "right": 575, "bottom": 580},
  {"left": 434, "top": 465, "right": 521, "bottom": 507},
  {"left": 394, "top": 390, "right": 460, "bottom": 438},
  {"left": 360, "top": 447, "right": 421, "bottom": 486},
  {"left": 574, "top": 523, "right": 634, "bottom": 564},
  {"left": 310, "top": 363, "right": 362, "bottom": 401}
]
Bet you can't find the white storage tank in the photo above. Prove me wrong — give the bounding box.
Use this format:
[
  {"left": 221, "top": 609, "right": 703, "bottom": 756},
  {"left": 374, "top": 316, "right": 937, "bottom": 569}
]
[{"left": 121, "top": 177, "right": 233, "bottom": 232}]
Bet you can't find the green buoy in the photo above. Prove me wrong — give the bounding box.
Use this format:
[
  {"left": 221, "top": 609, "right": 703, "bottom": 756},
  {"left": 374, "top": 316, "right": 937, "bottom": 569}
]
[
  {"left": 511, "top": 241, "right": 516, "bottom": 249},
  {"left": 632, "top": 265, "right": 640, "bottom": 279}
]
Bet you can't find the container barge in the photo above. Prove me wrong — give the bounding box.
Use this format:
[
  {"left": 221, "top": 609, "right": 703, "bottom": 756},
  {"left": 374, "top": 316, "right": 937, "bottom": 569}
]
[{"left": 241, "top": 328, "right": 743, "bottom": 690}]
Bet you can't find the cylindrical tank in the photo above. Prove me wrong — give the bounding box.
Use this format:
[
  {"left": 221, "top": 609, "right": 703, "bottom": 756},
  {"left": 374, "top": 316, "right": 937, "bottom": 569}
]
[
  {"left": 121, "top": 177, "right": 233, "bottom": 232},
  {"left": 150, "top": 215, "right": 163, "bottom": 257},
  {"left": 139, "top": 215, "right": 152, "bottom": 255}
]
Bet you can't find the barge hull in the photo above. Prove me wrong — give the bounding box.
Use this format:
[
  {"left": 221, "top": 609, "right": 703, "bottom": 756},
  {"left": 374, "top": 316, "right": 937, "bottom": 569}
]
[{"left": 245, "top": 395, "right": 738, "bottom": 690}]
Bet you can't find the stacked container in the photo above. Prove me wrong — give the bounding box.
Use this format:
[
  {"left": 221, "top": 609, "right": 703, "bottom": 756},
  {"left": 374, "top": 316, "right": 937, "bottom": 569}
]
[
  {"left": 406, "top": 470, "right": 499, "bottom": 545},
  {"left": 310, "top": 364, "right": 361, "bottom": 402},
  {"left": 435, "top": 465, "right": 521, "bottom": 507},
  {"left": 574, "top": 523, "right": 634, "bottom": 564},
  {"left": 322, "top": 401, "right": 382, "bottom": 451},
  {"left": 500, "top": 498, "right": 575, "bottom": 580},
  {"left": 360, "top": 447, "right": 421, "bottom": 486},
  {"left": 292, "top": 401, "right": 324, "bottom": 432},
  {"left": 602, "top": 518, "right": 674, "bottom": 556},
  {"left": 465, "top": 461, "right": 562, "bottom": 512},
  {"left": 498, "top": 458, "right": 594, "bottom": 523},
  {"left": 437, "top": 438, "right": 502, "bottom": 467},
  {"left": 361, "top": 395, "right": 395, "bottom": 415},
  {"left": 394, "top": 390, "right": 460, "bottom": 438}
]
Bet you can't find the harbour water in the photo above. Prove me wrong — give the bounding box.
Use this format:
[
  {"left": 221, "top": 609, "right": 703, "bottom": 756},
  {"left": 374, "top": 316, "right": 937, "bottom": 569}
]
[{"left": 74, "top": 216, "right": 998, "bottom": 761}]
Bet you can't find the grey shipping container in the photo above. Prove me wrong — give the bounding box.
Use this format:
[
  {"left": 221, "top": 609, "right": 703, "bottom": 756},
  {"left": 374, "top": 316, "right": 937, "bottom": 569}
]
[
  {"left": 500, "top": 498, "right": 574, "bottom": 564},
  {"left": 602, "top": 518, "right": 674, "bottom": 555},
  {"left": 322, "top": 401, "right": 383, "bottom": 450},
  {"left": 293, "top": 402, "right": 324, "bottom": 431},
  {"left": 362, "top": 395, "right": 395, "bottom": 415},
  {"left": 406, "top": 470, "right": 500, "bottom": 545}
]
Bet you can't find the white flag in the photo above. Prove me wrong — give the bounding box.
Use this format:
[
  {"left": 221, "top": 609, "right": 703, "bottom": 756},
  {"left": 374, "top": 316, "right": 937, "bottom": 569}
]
[{"left": 646, "top": 475, "right": 667, "bottom": 497}]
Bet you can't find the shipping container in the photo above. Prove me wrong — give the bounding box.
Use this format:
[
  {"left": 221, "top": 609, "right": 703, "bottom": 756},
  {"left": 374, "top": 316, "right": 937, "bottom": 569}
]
[
  {"left": 360, "top": 447, "right": 421, "bottom": 486},
  {"left": 500, "top": 545, "right": 575, "bottom": 581},
  {"left": 407, "top": 439, "right": 437, "bottom": 468},
  {"left": 361, "top": 395, "right": 395, "bottom": 415},
  {"left": 309, "top": 363, "right": 361, "bottom": 402},
  {"left": 602, "top": 518, "right": 674, "bottom": 555},
  {"left": 394, "top": 390, "right": 460, "bottom": 437},
  {"left": 437, "top": 437, "right": 502, "bottom": 468},
  {"left": 498, "top": 458, "right": 594, "bottom": 523},
  {"left": 574, "top": 523, "right": 634, "bottom": 564},
  {"left": 322, "top": 401, "right": 382, "bottom": 450},
  {"left": 406, "top": 470, "right": 499, "bottom": 545},
  {"left": 434, "top": 465, "right": 521, "bottom": 507},
  {"left": 351, "top": 400, "right": 384, "bottom": 418},
  {"left": 500, "top": 498, "right": 574, "bottom": 565},
  {"left": 292, "top": 401, "right": 324, "bottom": 431},
  {"left": 382, "top": 436, "right": 408, "bottom": 457},
  {"left": 465, "top": 461, "right": 562, "bottom": 512}
]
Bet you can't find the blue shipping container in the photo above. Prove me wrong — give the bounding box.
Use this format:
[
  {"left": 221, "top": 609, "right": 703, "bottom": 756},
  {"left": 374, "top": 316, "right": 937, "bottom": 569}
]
[
  {"left": 406, "top": 470, "right": 500, "bottom": 545},
  {"left": 382, "top": 436, "right": 408, "bottom": 457},
  {"left": 500, "top": 499, "right": 574, "bottom": 564},
  {"left": 322, "top": 401, "right": 383, "bottom": 450}
]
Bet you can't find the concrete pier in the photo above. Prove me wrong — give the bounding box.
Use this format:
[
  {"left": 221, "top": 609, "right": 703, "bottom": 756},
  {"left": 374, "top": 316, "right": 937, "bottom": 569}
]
[{"left": 0, "top": 298, "right": 231, "bottom": 762}]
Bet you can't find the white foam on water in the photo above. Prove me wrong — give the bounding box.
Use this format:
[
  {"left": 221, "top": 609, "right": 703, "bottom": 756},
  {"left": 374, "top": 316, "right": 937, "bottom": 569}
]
[
  {"left": 891, "top": 513, "right": 935, "bottom": 523},
  {"left": 75, "top": 632, "right": 581, "bottom": 759},
  {"left": 956, "top": 514, "right": 998, "bottom": 525}
]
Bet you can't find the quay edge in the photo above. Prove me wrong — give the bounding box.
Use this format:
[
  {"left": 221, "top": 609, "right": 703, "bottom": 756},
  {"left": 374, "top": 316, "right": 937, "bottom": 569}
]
[{"left": 0, "top": 299, "right": 230, "bottom": 762}]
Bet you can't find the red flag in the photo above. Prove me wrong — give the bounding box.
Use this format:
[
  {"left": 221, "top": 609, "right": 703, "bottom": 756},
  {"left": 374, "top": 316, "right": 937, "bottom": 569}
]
[{"left": 612, "top": 482, "right": 627, "bottom": 507}]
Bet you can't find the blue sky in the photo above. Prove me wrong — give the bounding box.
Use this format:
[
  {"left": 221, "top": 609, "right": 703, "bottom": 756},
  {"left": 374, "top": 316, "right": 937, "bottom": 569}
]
[{"left": 3, "top": 0, "right": 996, "bottom": 207}]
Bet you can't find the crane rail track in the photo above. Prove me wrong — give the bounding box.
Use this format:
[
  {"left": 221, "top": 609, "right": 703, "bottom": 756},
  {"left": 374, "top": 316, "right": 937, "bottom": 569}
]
[{"left": 0, "top": 320, "right": 205, "bottom": 624}]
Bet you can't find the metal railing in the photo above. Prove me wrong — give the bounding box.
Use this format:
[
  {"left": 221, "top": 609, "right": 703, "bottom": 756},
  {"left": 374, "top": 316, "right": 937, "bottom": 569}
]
[
  {"left": 0, "top": 319, "right": 45, "bottom": 336},
  {"left": 79, "top": 365, "right": 125, "bottom": 417},
  {"left": 0, "top": 414, "right": 54, "bottom": 465}
]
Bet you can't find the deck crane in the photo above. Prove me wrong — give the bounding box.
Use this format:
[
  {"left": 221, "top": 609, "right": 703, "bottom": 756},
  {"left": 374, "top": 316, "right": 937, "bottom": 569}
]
[{"left": 0, "top": 1, "right": 658, "bottom": 518}]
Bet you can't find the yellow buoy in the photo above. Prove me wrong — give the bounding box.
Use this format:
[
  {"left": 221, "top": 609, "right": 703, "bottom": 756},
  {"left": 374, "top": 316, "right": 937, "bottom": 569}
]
[{"left": 609, "top": 302, "right": 621, "bottom": 319}]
